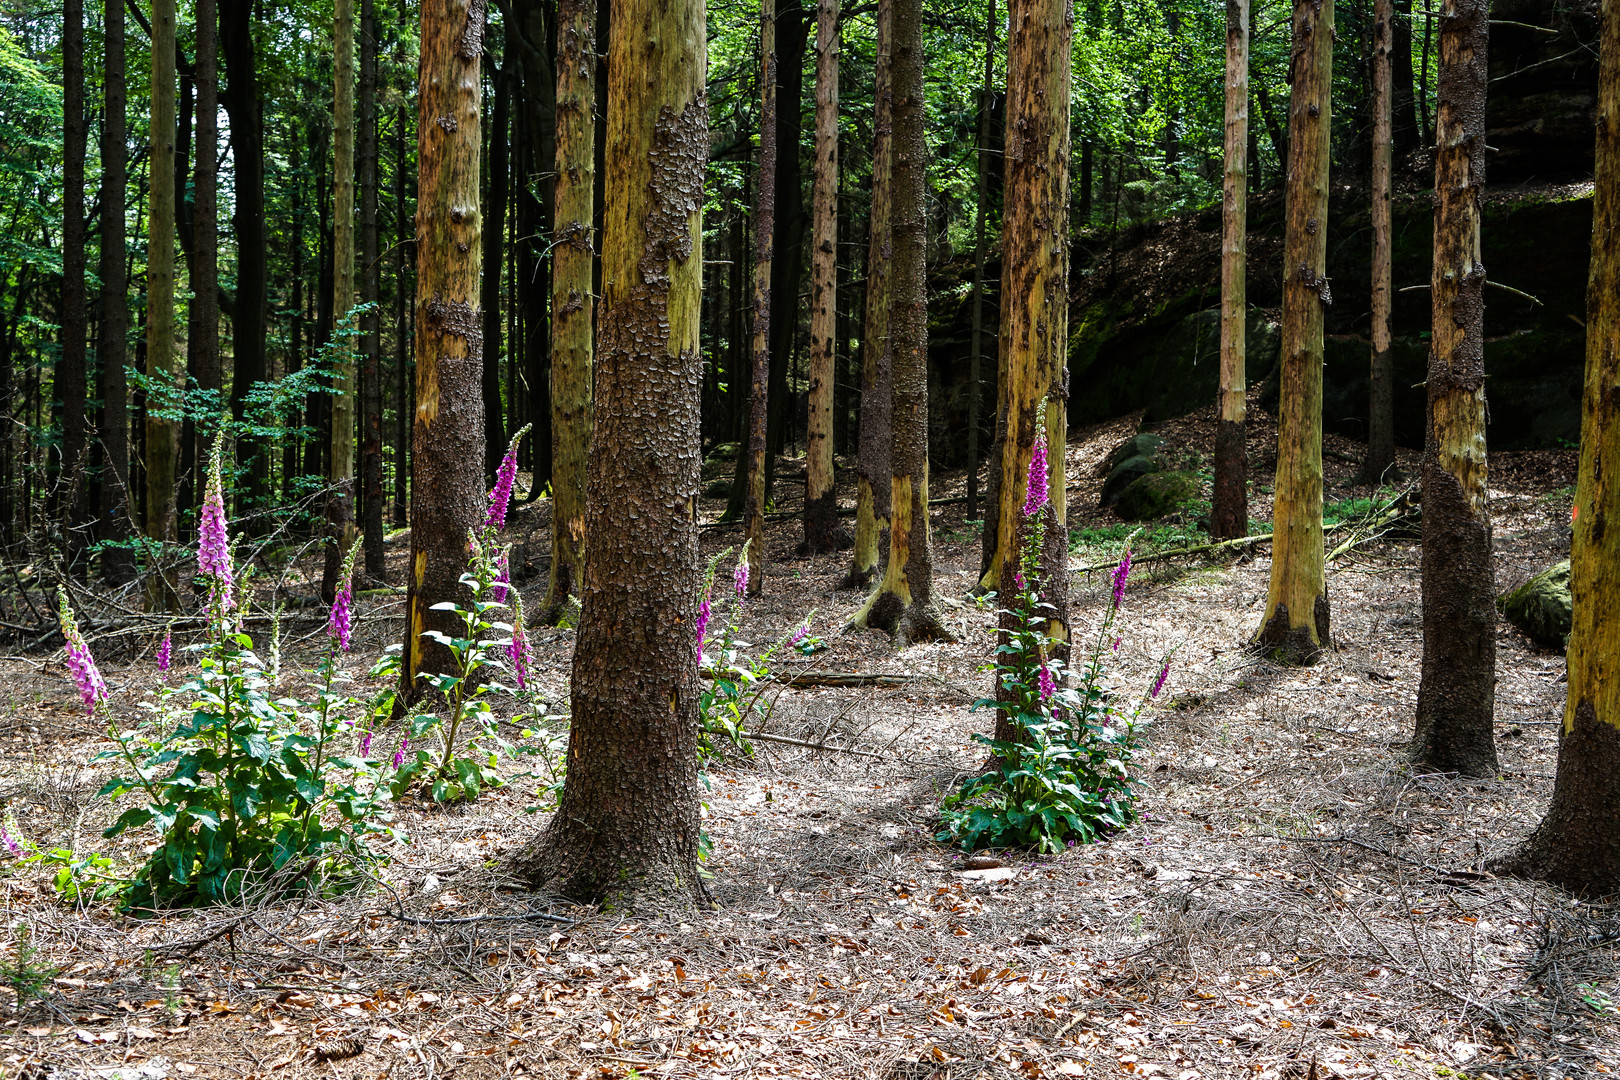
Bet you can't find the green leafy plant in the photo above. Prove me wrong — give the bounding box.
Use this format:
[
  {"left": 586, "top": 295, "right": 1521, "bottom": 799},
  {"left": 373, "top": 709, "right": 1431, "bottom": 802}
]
[{"left": 1, "top": 924, "right": 55, "bottom": 1009}]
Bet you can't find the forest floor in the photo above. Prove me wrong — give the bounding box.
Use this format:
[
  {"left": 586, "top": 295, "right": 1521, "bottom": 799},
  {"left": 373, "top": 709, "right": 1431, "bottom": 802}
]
[{"left": 2, "top": 397, "right": 1615, "bottom": 1080}]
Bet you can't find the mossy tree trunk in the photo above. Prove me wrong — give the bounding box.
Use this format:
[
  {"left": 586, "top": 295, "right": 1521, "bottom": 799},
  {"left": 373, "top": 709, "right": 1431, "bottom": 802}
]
[
  {"left": 1211, "top": 0, "right": 1248, "bottom": 541},
  {"left": 802, "top": 0, "right": 841, "bottom": 555},
  {"left": 400, "top": 0, "right": 486, "bottom": 686},
  {"left": 144, "top": 0, "right": 180, "bottom": 611},
  {"left": 1410, "top": 0, "right": 1497, "bottom": 778},
  {"left": 1253, "top": 0, "right": 1332, "bottom": 664},
  {"left": 1494, "top": 0, "right": 1620, "bottom": 892},
  {"left": 845, "top": 0, "right": 892, "bottom": 589},
  {"left": 1364, "top": 0, "right": 1398, "bottom": 484},
  {"left": 743, "top": 0, "right": 777, "bottom": 596},
  {"left": 512, "top": 0, "right": 709, "bottom": 912},
  {"left": 541, "top": 0, "right": 595, "bottom": 625}
]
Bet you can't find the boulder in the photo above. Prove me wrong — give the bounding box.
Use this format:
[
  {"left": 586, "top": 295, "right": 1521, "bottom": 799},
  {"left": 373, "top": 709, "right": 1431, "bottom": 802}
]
[
  {"left": 1100, "top": 454, "right": 1161, "bottom": 507},
  {"left": 1102, "top": 433, "right": 1165, "bottom": 477},
  {"left": 1497, "top": 560, "right": 1572, "bottom": 648},
  {"left": 1114, "top": 470, "right": 1200, "bottom": 521}
]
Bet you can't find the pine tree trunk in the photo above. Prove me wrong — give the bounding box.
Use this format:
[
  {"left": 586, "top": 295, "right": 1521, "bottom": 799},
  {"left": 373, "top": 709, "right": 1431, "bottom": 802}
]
[
  {"left": 512, "top": 0, "right": 709, "bottom": 911},
  {"left": 481, "top": 53, "right": 510, "bottom": 482},
  {"left": 845, "top": 0, "right": 891, "bottom": 589},
  {"left": 1493, "top": 0, "right": 1620, "bottom": 890},
  {"left": 851, "top": 0, "right": 951, "bottom": 644},
  {"left": 192, "top": 0, "right": 219, "bottom": 451},
  {"left": 401, "top": 0, "right": 487, "bottom": 686},
  {"left": 541, "top": 0, "right": 595, "bottom": 624},
  {"left": 324, "top": 0, "right": 358, "bottom": 601},
  {"left": 144, "top": 0, "right": 180, "bottom": 610},
  {"left": 60, "top": 0, "right": 89, "bottom": 568},
  {"left": 394, "top": 107, "right": 411, "bottom": 528},
  {"left": 991, "top": 0, "right": 1071, "bottom": 742},
  {"left": 1211, "top": 0, "right": 1249, "bottom": 541},
  {"left": 743, "top": 0, "right": 777, "bottom": 596},
  {"left": 98, "top": 0, "right": 133, "bottom": 584},
  {"left": 1410, "top": 0, "right": 1496, "bottom": 777},
  {"left": 1254, "top": 0, "right": 1332, "bottom": 664},
  {"left": 1364, "top": 0, "right": 1398, "bottom": 484},
  {"left": 966, "top": 0, "right": 995, "bottom": 525},
  {"left": 802, "top": 0, "right": 841, "bottom": 554},
  {"left": 359, "top": 0, "right": 384, "bottom": 577}
]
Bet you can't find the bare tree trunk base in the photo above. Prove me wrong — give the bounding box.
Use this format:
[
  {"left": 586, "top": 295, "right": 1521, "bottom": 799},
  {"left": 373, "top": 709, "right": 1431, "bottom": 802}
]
[
  {"left": 512, "top": 827, "right": 710, "bottom": 916},
  {"left": 800, "top": 492, "right": 850, "bottom": 555},
  {"left": 1210, "top": 418, "right": 1248, "bottom": 540},
  {"left": 1251, "top": 599, "right": 1330, "bottom": 665},
  {"left": 1489, "top": 703, "right": 1620, "bottom": 895}
]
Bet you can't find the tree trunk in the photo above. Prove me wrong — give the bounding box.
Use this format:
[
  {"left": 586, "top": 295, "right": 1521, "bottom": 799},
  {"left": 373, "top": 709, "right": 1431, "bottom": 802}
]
[
  {"left": 144, "top": 0, "right": 180, "bottom": 611},
  {"left": 743, "top": 0, "right": 777, "bottom": 595},
  {"left": 1253, "top": 0, "right": 1332, "bottom": 664},
  {"left": 802, "top": 0, "right": 841, "bottom": 554},
  {"left": 60, "top": 0, "right": 89, "bottom": 567},
  {"left": 541, "top": 0, "right": 595, "bottom": 625},
  {"left": 1410, "top": 0, "right": 1496, "bottom": 777},
  {"left": 394, "top": 106, "right": 411, "bottom": 528},
  {"left": 511, "top": 0, "right": 709, "bottom": 912},
  {"left": 99, "top": 0, "right": 134, "bottom": 584},
  {"left": 221, "top": 0, "right": 268, "bottom": 516},
  {"left": 966, "top": 0, "right": 995, "bottom": 524},
  {"left": 850, "top": 0, "right": 950, "bottom": 644},
  {"left": 191, "top": 0, "right": 219, "bottom": 460},
  {"left": 990, "top": 0, "right": 1071, "bottom": 742},
  {"left": 1492, "top": 0, "right": 1620, "bottom": 890},
  {"left": 845, "top": 0, "right": 891, "bottom": 589},
  {"left": 359, "top": 0, "right": 384, "bottom": 577},
  {"left": 1364, "top": 0, "right": 1398, "bottom": 485},
  {"left": 1211, "top": 0, "right": 1248, "bottom": 541},
  {"left": 324, "top": 0, "right": 358, "bottom": 602},
  {"left": 1390, "top": 0, "right": 1421, "bottom": 167},
  {"left": 400, "top": 0, "right": 487, "bottom": 686},
  {"left": 481, "top": 50, "right": 510, "bottom": 481}
]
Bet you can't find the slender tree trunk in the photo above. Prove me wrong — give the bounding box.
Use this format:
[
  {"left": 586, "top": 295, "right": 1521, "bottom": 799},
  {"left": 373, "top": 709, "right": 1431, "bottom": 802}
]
[
  {"left": 324, "top": 0, "right": 358, "bottom": 601},
  {"left": 850, "top": 0, "right": 950, "bottom": 644},
  {"left": 400, "top": 0, "right": 486, "bottom": 686},
  {"left": 481, "top": 50, "right": 510, "bottom": 481},
  {"left": 966, "top": 0, "right": 995, "bottom": 524},
  {"left": 743, "top": 0, "right": 777, "bottom": 595},
  {"left": 1391, "top": 0, "right": 1421, "bottom": 166},
  {"left": 60, "top": 0, "right": 89, "bottom": 567},
  {"left": 1253, "top": 0, "right": 1332, "bottom": 664},
  {"left": 1493, "top": 0, "right": 1620, "bottom": 891},
  {"left": 802, "top": 0, "right": 841, "bottom": 553},
  {"left": 541, "top": 0, "right": 596, "bottom": 624},
  {"left": 359, "top": 0, "right": 384, "bottom": 576},
  {"left": 144, "top": 0, "right": 180, "bottom": 610},
  {"left": 844, "top": 0, "right": 891, "bottom": 589},
  {"left": 1256, "top": 82, "right": 1288, "bottom": 177},
  {"left": 1411, "top": 0, "right": 1496, "bottom": 777},
  {"left": 99, "top": 0, "right": 134, "bottom": 583},
  {"left": 394, "top": 105, "right": 411, "bottom": 528},
  {"left": 193, "top": 0, "right": 219, "bottom": 432},
  {"left": 1364, "top": 0, "right": 1398, "bottom": 484},
  {"left": 1211, "top": 0, "right": 1249, "bottom": 540},
  {"left": 512, "top": 0, "right": 709, "bottom": 911}
]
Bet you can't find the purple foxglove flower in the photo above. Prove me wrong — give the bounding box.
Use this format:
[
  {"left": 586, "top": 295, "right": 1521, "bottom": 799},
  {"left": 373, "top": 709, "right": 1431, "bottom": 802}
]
[
  {"left": 197, "top": 438, "right": 235, "bottom": 609},
  {"left": 156, "top": 629, "right": 172, "bottom": 674},
  {"left": 491, "top": 550, "right": 511, "bottom": 605},
  {"left": 393, "top": 736, "right": 410, "bottom": 770},
  {"left": 507, "top": 587, "right": 531, "bottom": 689},
  {"left": 695, "top": 596, "right": 712, "bottom": 655},
  {"left": 57, "top": 589, "right": 108, "bottom": 715},
  {"left": 1111, "top": 549, "right": 1133, "bottom": 611},
  {"left": 733, "top": 558, "right": 749, "bottom": 600},
  {"left": 1037, "top": 660, "right": 1055, "bottom": 703},
  {"left": 1112, "top": 636, "right": 1121, "bottom": 654},
  {"left": 790, "top": 621, "right": 810, "bottom": 647},
  {"left": 1151, "top": 661, "right": 1170, "bottom": 699},
  {"left": 359, "top": 729, "right": 373, "bottom": 757},
  {"left": 1, "top": 825, "right": 21, "bottom": 856},
  {"left": 327, "top": 539, "right": 362, "bottom": 652},
  {"left": 485, "top": 424, "right": 532, "bottom": 530},
  {"left": 1023, "top": 434, "right": 1049, "bottom": 518}
]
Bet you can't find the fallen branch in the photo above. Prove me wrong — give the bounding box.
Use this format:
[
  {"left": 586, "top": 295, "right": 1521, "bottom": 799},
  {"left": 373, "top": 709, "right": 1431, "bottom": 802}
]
[
  {"left": 701, "top": 668, "right": 919, "bottom": 688},
  {"left": 747, "top": 731, "right": 893, "bottom": 759}
]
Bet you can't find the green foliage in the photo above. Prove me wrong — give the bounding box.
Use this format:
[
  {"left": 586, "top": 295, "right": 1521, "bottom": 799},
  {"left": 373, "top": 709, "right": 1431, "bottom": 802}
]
[{"left": 0, "top": 924, "right": 55, "bottom": 1008}]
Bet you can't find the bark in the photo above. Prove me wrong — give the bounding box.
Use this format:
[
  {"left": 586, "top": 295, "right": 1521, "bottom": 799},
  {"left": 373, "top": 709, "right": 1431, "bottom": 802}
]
[
  {"left": 511, "top": 0, "right": 710, "bottom": 912},
  {"left": 743, "top": 0, "right": 777, "bottom": 596},
  {"left": 221, "top": 0, "right": 268, "bottom": 516},
  {"left": 845, "top": 0, "right": 892, "bottom": 589},
  {"left": 510, "top": 0, "right": 557, "bottom": 492},
  {"left": 60, "top": 0, "right": 89, "bottom": 565},
  {"left": 966, "top": 0, "right": 995, "bottom": 524},
  {"left": 481, "top": 50, "right": 510, "bottom": 481},
  {"left": 1253, "top": 0, "right": 1332, "bottom": 665},
  {"left": 1364, "top": 0, "right": 1398, "bottom": 485},
  {"left": 1390, "top": 0, "right": 1421, "bottom": 166},
  {"left": 191, "top": 0, "right": 219, "bottom": 453},
  {"left": 850, "top": 0, "right": 951, "bottom": 645},
  {"left": 99, "top": 0, "right": 133, "bottom": 584},
  {"left": 541, "top": 0, "right": 595, "bottom": 625},
  {"left": 989, "top": 0, "right": 1071, "bottom": 742},
  {"left": 1211, "top": 0, "right": 1248, "bottom": 542},
  {"left": 393, "top": 107, "right": 411, "bottom": 528},
  {"left": 1410, "top": 0, "right": 1496, "bottom": 778},
  {"left": 359, "top": 0, "right": 385, "bottom": 577},
  {"left": 144, "top": 0, "right": 180, "bottom": 611},
  {"left": 401, "top": 0, "right": 487, "bottom": 686},
  {"left": 802, "top": 0, "right": 841, "bottom": 554},
  {"left": 324, "top": 0, "right": 358, "bottom": 603}
]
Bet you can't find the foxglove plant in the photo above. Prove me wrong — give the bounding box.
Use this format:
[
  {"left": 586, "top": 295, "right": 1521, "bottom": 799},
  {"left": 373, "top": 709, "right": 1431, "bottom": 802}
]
[
  {"left": 328, "top": 540, "right": 361, "bottom": 652},
  {"left": 58, "top": 589, "right": 108, "bottom": 715},
  {"left": 485, "top": 424, "right": 532, "bottom": 531},
  {"left": 197, "top": 437, "right": 235, "bottom": 612}
]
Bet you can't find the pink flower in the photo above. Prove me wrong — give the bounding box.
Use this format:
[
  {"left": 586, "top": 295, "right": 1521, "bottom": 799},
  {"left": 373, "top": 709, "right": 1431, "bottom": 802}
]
[
  {"left": 1112, "top": 636, "right": 1121, "bottom": 654},
  {"left": 393, "top": 736, "right": 410, "bottom": 770},
  {"left": 359, "top": 727, "right": 373, "bottom": 757},
  {"left": 1111, "top": 549, "right": 1133, "bottom": 611},
  {"left": 1151, "top": 661, "right": 1170, "bottom": 699},
  {"left": 1037, "top": 661, "right": 1055, "bottom": 702},
  {"left": 327, "top": 540, "right": 361, "bottom": 652},
  {"left": 790, "top": 621, "right": 811, "bottom": 647},
  {"left": 733, "top": 559, "right": 749, "bottom": 599},
  {"left": 485, "top": 425, "right": 532, "bottom": 530},
  {"left": 491, "top": 551, "right": 511, "bottom": 604},
  {"left": 57, "top": 589, "right": 107, "bottom": 715},
  {"left": 157, "top": 628, "right": 172, "bottom": 674},
  {"left": 1023, "top": 434, "right": 1049, "bottom": 518},
  {"left": 197, "top": 437, "right": 234, "bottom": 609},
  {"left": 695, "top": 596, "right": 712, "bottom": 655},
  {"left": 1, "top": 825, "right": 22, "bottom": 856},
  {"left": 507, "top": 588, "right": 531, "bottom": 689}
]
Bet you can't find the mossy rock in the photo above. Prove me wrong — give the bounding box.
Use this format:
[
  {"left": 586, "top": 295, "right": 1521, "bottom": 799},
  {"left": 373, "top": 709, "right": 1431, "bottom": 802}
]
[
  {"left": 1497, "top": 560, "right": 1571, "bottom": 648},
  {"left": 1102, "top": 433, "right": 1166, "bottom": 476},
  {"left": 704, "top": 479, "right": 733, "bottom": 498},
  {"left": 1114, "top": 470, "right": 1200, "bottom": 521},
  {"left": 1100, "top": 454, "right": 1162, "bottom": 507}
]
